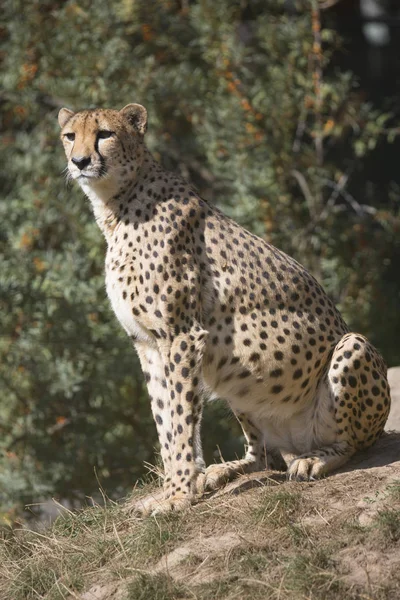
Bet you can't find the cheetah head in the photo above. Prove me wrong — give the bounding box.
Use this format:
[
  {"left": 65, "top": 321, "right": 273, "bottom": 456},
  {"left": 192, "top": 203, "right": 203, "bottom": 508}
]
[{"left": 58, "top": 104, "right": 148, "bottom": 195}]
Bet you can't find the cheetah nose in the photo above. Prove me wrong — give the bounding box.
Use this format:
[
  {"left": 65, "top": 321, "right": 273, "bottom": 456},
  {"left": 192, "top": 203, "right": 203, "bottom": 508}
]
[{"left": 71, "top": 156, "right": 91, "bottom": 170}]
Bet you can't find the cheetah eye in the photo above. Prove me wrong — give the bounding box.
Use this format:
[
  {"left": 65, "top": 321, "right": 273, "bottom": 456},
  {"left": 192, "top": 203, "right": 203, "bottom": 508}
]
[
  {"left": 64, "top": 132, "right": 75, "bottom": 142},
  {"left": 97, "top": 130, "right": 114, "bottom": 140}
]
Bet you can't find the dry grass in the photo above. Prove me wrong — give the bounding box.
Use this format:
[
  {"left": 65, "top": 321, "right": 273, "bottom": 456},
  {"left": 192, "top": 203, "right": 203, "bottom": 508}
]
[
  {"left": 1, "top": 468, "right": 400, "bottom": 600},
  {"left": 0, "top": 489, "right": 185, "bottom": 600},
  {"left": 252, "top": 488, "right": 302, "bottom": 527}
]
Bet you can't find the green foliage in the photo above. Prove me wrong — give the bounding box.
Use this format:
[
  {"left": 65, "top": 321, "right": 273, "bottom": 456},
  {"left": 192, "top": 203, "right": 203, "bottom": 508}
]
[{"left": 0, "top": 0, "right": 399, "bottom": 518}]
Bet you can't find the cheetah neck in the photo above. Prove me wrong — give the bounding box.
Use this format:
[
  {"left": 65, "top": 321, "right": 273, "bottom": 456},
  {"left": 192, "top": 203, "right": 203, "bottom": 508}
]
[
  {"left": 80, "top": 176, "right": 126, "bottom": 238},
  {"left": 79, "top": 148, "right": 159, "bottom": 240}
]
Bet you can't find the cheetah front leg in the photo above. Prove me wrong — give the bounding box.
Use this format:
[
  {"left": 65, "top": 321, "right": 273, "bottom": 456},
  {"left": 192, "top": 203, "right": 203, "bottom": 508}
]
[
  {"left": 138, "top": 327, "right": 208, "bottom": 515},
  {"left": 199, "top": 412, "right": 265, "bottom": 493},
  {"left": 133, "top": 343, "right": 174, "bottom": 514}
]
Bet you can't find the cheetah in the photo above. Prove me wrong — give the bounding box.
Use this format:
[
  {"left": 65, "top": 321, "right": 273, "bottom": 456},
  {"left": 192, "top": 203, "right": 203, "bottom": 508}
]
[{"left": 58, "top": 103, "right": 391, "bottom": 514}]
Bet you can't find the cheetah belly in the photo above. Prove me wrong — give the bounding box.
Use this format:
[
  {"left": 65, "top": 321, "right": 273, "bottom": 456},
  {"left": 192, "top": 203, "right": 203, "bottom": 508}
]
[
  {"left": 203, "top": 352, "right": 337, "bottom": 455},
  {"left": 202, "top": 316, "right": 340, "bottom": 453},
  {"left": 105, "top": 272, "right": 154, "bottom": 344},
  {"left": 257, "top": 380, "right": 338, "bottom": 454}
]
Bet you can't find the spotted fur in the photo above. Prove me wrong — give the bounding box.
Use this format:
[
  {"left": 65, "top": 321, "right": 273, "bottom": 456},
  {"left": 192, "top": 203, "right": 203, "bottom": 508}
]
[{"left": 59, "top": 104, "right": 391, "bottom": 514}]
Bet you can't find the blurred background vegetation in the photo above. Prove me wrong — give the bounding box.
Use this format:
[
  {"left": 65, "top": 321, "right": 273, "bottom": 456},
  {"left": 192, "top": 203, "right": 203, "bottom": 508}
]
[{"left": 1, "top": 0, "right": 399, "bottom": 524}]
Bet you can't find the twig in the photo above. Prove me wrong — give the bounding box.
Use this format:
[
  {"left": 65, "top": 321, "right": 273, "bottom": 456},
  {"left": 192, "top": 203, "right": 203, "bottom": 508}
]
[
  {"left": 291, "top": 169, "right": 316, "bottom": 216},
  {"left": 324, "top": 179, "right": 377, "bottom": 216},
  {"left": 319, "top": 0, "right": 343, "bottom": 9}
]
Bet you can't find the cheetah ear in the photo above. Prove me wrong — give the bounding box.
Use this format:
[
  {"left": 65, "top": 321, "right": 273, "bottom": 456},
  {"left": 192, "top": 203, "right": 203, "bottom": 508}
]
[
  {"left": 58, "top": 108, "right": 75, "bottom": 128},
  {"left": 120, "top": 103, "right": 148, "bottom": 135}
]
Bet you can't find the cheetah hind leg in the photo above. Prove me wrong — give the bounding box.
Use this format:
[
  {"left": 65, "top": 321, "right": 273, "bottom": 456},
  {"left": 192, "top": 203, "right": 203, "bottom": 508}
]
[
  {"left": 287, "top": 332, "right": 390, "bottom": 481},
  {"left": 198, "top": 412, "right": 267, "bottom": 493}
]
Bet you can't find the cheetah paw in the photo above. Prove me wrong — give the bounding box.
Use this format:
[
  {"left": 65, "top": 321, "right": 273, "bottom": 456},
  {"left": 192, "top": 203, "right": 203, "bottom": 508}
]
[
  {"left": 131, "top": 493, "right": 193, "bottom": 517},
  {"left": 197, "top": 463, "right": 238, "bottom": 493},
  {"left": 287, "top": 456, "right": 324, "bottom": 481}
]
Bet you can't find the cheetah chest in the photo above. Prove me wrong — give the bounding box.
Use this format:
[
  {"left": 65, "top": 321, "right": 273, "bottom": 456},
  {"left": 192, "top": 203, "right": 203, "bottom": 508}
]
[{"left": 105, "top": 259, "right": 153, "bottom": 345}]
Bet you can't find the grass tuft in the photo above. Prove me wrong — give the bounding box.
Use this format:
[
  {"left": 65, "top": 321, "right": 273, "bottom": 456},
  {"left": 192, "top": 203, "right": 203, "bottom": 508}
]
[
  {"left": 386, "top": 480, "right": 400, "bottom": 502},
  {"left": 125, "top": 573, "right": 187, "bottom": 600},
  {"left": 284, "top": 548, "right": 343, "bottom": 600},
  {"left": 253, "top": 489, "right": 301, "bottom": 527},
  {"left": 374, "top": 508, "right": 400, "bottom": 543}
]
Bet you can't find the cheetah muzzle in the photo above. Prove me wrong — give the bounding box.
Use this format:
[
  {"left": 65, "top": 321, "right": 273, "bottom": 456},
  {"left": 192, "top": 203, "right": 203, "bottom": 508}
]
[{"left": 59, "top": 103, "right": 391, "bottom": 515}]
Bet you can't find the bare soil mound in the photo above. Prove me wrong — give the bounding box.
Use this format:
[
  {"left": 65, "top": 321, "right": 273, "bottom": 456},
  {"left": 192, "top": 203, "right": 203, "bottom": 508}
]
[{"left": 1, "top": 433, "right": 400, "bottom": 600}]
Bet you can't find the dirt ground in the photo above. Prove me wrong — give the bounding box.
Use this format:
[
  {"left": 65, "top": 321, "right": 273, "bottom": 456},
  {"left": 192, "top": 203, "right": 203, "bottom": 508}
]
[{"left": 73, "top": 431, "right": 400, "bottom": 600}]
